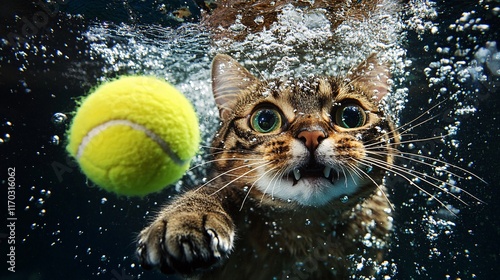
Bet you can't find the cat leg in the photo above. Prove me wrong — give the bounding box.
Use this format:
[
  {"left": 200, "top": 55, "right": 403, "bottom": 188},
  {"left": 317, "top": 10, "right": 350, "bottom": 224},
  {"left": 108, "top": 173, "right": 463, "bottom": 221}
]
[{"left": 136, "top": 192, "right": 235, "bottom": 275}]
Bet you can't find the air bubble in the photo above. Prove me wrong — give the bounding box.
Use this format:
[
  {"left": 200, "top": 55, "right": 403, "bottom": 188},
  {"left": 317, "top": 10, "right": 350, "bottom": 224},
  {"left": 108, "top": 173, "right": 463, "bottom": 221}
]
[
  {"left": 254, "top": 15, "right": 264, "bottom": 25},
  {"left": 50, "top": 135, "right": 60, "bottom": 145},
  {"left": 51, "top": 113, "right": 67, "bottom": 125},
  {"left": 37, "top": 198, "right": 45, "bottom": 206},
  {"left": 340, "top": 195, "right": 349, "bottom": 204}
]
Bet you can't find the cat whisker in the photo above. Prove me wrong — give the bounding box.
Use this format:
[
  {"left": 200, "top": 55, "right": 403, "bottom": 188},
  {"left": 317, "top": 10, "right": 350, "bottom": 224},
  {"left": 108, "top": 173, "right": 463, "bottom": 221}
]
[
  {"left": 392, "top": 114, "right": 439, "bottom": 140},
  {"left": 212, "top": 172, "right": 263, "bottom": 179},
  {"left": 199, "top": 143, "right": 266, "bottom": 156},
  {"left": 346, "top": 161, "right": 395, "bottom": 210},
  {"left": 364, "top": 115, "right": 437, "bottom": 148},
  {"left": 362, "top": 156, "right": 474, "bottom": 215},
  {"left": 188, "top": 157, "right": 267, "bottom": 172},
  {"left": 354, "top": 157, "right": 458, "bottom": 216},
  {"left": 356, "top": 151, "right": 485, "bottom": 205},
  {"left": 265, "top": 166, "right": 288, "bottom": 204},
  {"left": 344, "top": 162, "right": 363, "bottom": 179},
  {"left": 395, "top": 133, "right": 454, "bottom": 146},
  {"left": 363, "top": 147, "right": 486, "bottom": 187},
  {"left": 365, "top": 150, "right": 467, "bottom": 181},
  {"left": 259, "top": 165, "right": 289, "bottom": 205},
  {"left": 364, "top": 131, "right": 452, "bottom": 149},
  {"left": 364, "top": 156, "right": 471, "bottom": 205},
  {"left": 363, "top": 131, "right": 485, "bottom": 182},
  {"left": 239, "top": 164, "right": 280, "bottom": 211},
  {"left": 208, "top": 161, "right": 276, "bottom": 197},
  {"left": 366, "top": 150, "right": 485, "bottom": 204},
  {"left": 364, "top": 100, "right": 449, "bottom": 148},
  {"left": 395, "top": 150, "right": 486, "bottom": 184},
  {"left": 241, "top": 52, "right": 270, "bottom": 84},
  {"left": 395, "top": 99, "right": 448, "bottom": 130},
  {"left": 193, "top": 160, "right": 267, "bottom": 193},
  {"left": 202, "top": 148, "right": 264, "bottom": 157},
  {"left": 368, "top": 99, "right": 447, "bottom": 145},
  {"left": 340, "top": 165, "right": 354, "bottom": 189}
]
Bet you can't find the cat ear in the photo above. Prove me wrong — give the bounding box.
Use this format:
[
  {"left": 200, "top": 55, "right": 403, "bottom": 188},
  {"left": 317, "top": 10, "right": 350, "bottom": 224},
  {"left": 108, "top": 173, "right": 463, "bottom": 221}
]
[
  {"left": 212, "top": 54, "right": 257, "bottom": 119},
  {"left": 348, "top": 54, "right": 390, "bottom": 102}
]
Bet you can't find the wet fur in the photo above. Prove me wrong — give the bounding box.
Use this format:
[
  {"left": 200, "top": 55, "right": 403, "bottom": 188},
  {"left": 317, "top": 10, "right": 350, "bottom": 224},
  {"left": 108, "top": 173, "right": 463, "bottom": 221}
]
[{"left": 137, "top": 52, "right": 398, "bottom": 279}]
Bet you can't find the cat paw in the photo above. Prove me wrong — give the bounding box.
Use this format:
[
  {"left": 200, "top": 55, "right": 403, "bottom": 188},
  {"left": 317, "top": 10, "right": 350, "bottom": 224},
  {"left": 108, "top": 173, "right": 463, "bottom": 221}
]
[{"left": 136, "top": 211, "right": 235, "bottom": 274}]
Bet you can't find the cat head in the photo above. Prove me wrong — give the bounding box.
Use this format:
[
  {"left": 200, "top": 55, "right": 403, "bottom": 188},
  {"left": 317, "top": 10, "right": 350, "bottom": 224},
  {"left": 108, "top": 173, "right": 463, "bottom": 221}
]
[{"left": 210, "top": 54, "right": 397, "bottom": 207}]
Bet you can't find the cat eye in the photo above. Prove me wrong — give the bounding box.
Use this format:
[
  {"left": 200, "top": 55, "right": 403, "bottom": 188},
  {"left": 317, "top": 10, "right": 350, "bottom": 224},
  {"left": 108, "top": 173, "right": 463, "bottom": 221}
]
[
  {"left": 335, "top": 103, "right": 367, "bottom": 129},
  {"left": 250, "top": 108, "right": 282, "bottom": 133}
]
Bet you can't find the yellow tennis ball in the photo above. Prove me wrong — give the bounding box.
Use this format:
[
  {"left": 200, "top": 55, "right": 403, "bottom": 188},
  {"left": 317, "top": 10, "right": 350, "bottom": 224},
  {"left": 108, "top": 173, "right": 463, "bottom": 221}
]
[{"left": 66, "top": 76, "right": 200, "bottom": 196}]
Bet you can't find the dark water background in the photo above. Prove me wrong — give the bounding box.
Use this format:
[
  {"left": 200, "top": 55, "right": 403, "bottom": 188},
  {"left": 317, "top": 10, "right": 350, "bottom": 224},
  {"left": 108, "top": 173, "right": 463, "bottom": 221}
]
[{"left": 1, "top": 1, "right": 499, "bottom": 279}]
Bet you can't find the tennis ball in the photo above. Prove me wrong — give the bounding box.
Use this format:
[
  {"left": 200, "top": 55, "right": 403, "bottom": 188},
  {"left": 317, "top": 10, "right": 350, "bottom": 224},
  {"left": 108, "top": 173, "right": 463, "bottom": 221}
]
[{"left": 66, "top": 76, "right": 200, "bottom": 196}]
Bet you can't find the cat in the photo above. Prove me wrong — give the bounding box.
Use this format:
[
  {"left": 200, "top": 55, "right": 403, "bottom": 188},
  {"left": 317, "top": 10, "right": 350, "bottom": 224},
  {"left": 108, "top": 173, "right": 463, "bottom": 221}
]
[{"left": 136, "top": 53, "right": 399, "bottom": 279}]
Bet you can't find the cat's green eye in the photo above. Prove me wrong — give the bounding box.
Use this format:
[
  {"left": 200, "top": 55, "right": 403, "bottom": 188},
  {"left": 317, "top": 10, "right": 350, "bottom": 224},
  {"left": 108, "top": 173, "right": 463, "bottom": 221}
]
[
  {"left": 335, "top": 104, "right": 367, "bottom": 129},
  {"left": 250, "top": 108, "right": 282, "bottom": 133}
]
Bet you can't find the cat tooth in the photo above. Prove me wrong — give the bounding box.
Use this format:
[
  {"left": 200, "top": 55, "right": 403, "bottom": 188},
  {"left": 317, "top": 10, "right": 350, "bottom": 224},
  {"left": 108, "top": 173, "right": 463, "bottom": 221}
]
[
  {"left": 323, "top": 166, "right": 332, "bottom": 179},
  {"left": 293, "top": 169, "right": 301, "bottom": 181}
]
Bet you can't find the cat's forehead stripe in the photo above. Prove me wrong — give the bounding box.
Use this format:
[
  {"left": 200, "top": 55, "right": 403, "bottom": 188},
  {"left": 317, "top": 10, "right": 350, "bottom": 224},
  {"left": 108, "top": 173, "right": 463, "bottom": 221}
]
[
  {"left": 254, "top": 78, "right": 333, "bottom": 118},
  {"left": 289, "top": 79, "right": 330, "bottom": 113}
]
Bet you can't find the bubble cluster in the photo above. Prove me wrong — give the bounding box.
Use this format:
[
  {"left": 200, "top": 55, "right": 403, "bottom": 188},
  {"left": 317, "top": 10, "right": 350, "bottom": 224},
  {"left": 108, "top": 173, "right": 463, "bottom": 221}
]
[{"left": 214, "top": 3, "right": 406, "bottom": 74}]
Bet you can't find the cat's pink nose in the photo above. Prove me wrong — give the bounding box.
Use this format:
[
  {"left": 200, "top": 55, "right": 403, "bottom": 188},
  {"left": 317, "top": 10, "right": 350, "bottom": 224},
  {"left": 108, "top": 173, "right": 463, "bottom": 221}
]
[{"left": 298, "top": 130, "right": 326, "bottom": 151}]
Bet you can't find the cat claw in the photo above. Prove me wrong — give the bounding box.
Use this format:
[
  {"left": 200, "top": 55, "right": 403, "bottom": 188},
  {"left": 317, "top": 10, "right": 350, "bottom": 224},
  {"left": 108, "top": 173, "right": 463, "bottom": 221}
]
[
  {"left": 207, "top": 228, "right": 233, "bottom": 259},
  {"left": 136, "top": 213, "right": 234, "bottom": 275}
]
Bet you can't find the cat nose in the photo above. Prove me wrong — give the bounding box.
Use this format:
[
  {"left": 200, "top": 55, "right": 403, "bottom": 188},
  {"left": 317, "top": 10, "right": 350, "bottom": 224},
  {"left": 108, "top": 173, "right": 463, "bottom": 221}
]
[{"left": 297, "top": 129, "right": 327, "bottom": 151}]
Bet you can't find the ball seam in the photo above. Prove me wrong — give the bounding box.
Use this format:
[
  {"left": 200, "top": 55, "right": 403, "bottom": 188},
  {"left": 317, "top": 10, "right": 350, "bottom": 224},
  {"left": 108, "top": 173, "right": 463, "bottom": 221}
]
[{"left": 76, "top": 119, "right": 188, "bottom": 166}]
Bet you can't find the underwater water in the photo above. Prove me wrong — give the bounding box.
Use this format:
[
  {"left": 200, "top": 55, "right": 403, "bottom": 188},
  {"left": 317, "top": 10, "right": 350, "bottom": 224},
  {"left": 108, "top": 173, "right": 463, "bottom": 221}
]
[{"left": 1, "top": 0, "right": 499, "bottom": 279}]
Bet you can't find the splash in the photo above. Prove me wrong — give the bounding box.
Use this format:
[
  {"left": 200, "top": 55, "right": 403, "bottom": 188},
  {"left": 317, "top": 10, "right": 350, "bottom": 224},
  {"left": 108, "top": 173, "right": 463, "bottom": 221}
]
[{"left": 85, "top": 1, "right": 412, "bottom": 127}]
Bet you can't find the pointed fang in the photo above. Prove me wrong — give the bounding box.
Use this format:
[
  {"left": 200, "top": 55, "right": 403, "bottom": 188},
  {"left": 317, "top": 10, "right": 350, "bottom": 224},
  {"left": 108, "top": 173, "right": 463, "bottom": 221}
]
[
  {"left": 293, "top": 169, "right": 301, "bottom": 181},
  {"left": 323, "top": 166, "right": 332, "bottom": 179}
]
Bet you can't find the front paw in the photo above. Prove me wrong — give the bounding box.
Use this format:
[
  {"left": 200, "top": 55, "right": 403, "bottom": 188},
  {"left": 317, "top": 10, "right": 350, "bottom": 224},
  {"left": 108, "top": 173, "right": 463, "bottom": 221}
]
[{"left": 137, "top": 211, "right": 235, "bottom": 275}]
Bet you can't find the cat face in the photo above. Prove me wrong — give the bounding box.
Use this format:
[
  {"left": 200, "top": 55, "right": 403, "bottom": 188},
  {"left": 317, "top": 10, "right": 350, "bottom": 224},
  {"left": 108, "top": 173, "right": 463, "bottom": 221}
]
[{"left": 210, "top": 54, "right": 397, "bottom": 207}]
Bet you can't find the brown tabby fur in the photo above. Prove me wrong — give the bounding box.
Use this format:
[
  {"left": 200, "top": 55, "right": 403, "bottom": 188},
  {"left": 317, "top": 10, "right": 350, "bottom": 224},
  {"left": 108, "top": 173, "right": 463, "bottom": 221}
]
[{"left": 136, "top": 52, "right": 399, "bottom": 279}]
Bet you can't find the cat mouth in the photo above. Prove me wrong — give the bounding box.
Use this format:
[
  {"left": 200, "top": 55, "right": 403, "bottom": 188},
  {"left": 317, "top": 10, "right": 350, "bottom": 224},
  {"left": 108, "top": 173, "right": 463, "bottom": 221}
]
[{"left": 290, "top": 164, "right": 340, "bottom": 185}]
